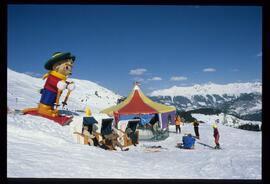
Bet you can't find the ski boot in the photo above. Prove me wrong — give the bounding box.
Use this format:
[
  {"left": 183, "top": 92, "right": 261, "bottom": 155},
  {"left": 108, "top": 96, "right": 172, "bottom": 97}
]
[{"left": 215, "top": 144, "right": 221, "bottom": 149}]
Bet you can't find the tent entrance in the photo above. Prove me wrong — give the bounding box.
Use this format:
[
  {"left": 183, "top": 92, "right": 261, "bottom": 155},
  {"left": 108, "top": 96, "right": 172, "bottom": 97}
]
[{"left": 137, "top": 114, "right": 169, "bottom": 141}]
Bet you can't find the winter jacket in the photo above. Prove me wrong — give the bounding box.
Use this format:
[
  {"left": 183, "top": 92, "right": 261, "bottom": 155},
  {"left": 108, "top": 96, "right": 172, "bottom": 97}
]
[
  {"left": 40, "top": 71, "right": 67, "bottom": 106},
  {"left": 175, "top": 116, "right": 181, "bottom": 126},
  {"left": 182, "top": 135, "right": 195, "bottom": 149},
  {"left": 213, "top": 128, "right": 219, "bottom": 137},
  {"left": 213, "top": 128, "right": 220, "bottom": 144},
  {"left": 193, "top": 121, "right": 199, "bottom": 127}
]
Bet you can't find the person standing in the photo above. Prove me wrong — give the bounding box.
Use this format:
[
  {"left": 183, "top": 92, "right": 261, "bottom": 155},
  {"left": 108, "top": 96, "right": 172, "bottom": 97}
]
[
  {"left": 175, "top": 115, "right": 182, "bottom": 134},
  {"left": 192, "top": 120, "right": 200, "bottom": 139},
  {"left": 212, "top": 123, "right": 220, "bottom": 149}
]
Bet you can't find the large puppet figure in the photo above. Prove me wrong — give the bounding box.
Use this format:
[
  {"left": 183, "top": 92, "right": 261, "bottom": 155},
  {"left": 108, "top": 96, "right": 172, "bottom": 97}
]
[{"left": 23, "top": 52, "right": 76, "bottom": 125}]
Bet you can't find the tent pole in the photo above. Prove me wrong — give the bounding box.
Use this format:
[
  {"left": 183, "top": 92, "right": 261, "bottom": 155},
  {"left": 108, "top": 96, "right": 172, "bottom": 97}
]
[{"left": 158, "top": 113, "right": 163, "bottom": 129}]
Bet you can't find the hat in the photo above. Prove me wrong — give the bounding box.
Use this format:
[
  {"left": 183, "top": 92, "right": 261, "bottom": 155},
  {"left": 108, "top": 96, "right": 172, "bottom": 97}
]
[
  {"left": 85, "top": 107, "right": 92, "bottom": 117},
  {"left": 44, "top": 52, "right": 75, "bottom": 70},
  {"left": 212, "top": 123, "right": 218, "bottom": 128}
]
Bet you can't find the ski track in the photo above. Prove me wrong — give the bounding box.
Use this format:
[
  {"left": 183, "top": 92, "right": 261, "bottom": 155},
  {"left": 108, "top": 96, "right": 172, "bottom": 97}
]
[{"left": 7, "top": 113, "right": 261, "bottom": 179}]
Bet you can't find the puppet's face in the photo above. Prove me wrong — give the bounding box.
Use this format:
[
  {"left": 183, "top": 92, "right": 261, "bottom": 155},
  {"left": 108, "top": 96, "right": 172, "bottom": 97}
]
[{"left": 53, "top": 59, "right": 74, "bottom": 76}]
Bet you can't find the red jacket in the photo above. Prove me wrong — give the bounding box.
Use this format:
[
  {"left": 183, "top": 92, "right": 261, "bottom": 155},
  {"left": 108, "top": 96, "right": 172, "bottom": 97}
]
[
  {"left": 214, "top": 128, "right": 219, "bottom": 137},
  {"left": 44, "top": 74, "right": 62, "bottom": 93},
  {"left": 43, "top": 71, "right": 67, "bottom": 93},
  {"left": 214, "top": 128, "right": 220, "bottom": 144}
]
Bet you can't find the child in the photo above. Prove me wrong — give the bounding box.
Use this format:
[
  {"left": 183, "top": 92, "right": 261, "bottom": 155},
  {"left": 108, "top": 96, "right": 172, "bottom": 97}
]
[{"left": 212, "top": 123, "right": 221, "bottom": 149}]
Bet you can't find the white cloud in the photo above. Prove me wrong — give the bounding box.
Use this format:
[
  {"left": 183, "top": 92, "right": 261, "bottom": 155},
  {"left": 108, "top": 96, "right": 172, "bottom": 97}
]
[
  {"left": 203, "top": 68, "right": 216, "bottom": 72},
  {"left": 257, "top": 51, "right": 262, "bottom": 57},
  {"left": 129, "top": 68, "right": 147, "bottom": 75},
  {"left": 170, "top": 76, "right": 187, "bottom": 81},
  {"left": 148, "top": 77, "right": 162, "bottom": 81}
]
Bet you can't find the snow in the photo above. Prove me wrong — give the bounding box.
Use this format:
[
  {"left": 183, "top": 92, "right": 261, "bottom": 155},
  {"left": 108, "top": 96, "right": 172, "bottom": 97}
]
[
  {"left": 191, "top": 113, "right": 262, "bottom": 129},
  {"left": 197, "top": 101, "right": 206, "bottom": 106},
  {"left": 233, "top": 101, "right": 261, "bottom": 116},
  {"left": 149, "top": 82, "right": 262, "bottom": 99},
  {"left": 7, "top": 68, "right": 121, "bottom": 113},
  {"left": 7, "top": 112, "right": 261, "bottom": 179},
  {"left": 7, "top": 69, "right": 261, "bottom": 179}
]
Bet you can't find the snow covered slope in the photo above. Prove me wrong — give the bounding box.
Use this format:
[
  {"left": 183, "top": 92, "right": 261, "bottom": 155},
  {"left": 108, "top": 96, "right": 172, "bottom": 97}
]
[
  {"left": 7, "top": 69, "right": 261, "bottom": 179},
  {"left": 7, "top": 68, "right": 121, "bottom": 113},
  {"left": 7, "top": 112, "right": 261, "bottom": 179}
]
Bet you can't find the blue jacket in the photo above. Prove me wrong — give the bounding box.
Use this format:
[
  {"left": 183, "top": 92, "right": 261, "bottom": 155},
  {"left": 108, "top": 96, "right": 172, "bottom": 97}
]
[{"left": 182, "top": 135, "right": 195, "bottom": 149}]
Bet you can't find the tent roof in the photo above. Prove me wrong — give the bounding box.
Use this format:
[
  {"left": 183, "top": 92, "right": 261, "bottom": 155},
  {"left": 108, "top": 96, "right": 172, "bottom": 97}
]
[{"left": 100, "top": 84, "right": 176, "bottom": 116}]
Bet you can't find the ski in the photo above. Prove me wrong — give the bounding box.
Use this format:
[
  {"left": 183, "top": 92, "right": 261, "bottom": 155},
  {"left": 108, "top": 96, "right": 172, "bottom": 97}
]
[
  {"left": 142, "top": 144, "right": 168, "bottom": 150},
  {"left": 197, "top": 142, "right": 222, "bottom": 150}
]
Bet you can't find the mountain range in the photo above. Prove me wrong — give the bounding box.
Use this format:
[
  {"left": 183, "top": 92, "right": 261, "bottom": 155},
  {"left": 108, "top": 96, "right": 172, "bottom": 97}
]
[{"left": 149, "top": 83, "right": 262, "bottom": 121}]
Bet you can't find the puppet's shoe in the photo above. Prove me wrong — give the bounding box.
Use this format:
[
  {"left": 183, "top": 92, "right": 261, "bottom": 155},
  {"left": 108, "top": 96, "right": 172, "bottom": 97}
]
[{"left": 37, "top": 103, "right": 59, "bottom": 117}]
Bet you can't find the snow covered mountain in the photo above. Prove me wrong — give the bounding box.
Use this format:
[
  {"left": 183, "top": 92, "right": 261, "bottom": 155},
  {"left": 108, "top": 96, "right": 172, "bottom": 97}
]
[
  {"left": 149, "top": 83, "right": 262, "bottom": 121},
  {"left": 7, "top": 68, "right": 121, "bottom": 113}
]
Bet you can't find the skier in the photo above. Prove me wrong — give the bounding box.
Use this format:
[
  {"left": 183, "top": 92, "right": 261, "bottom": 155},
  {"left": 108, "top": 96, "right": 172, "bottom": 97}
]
[
  {"left": 22, "top": 52, "right": 76, "bottom": 125},
  {"left": 38, "top": 52, "right": 76, "bottom": 117},
  {"left": 212, "top": 123, "right": 221, "bottom": 149},
  {"left": 175, "top": 115, "right": 182, "bottom": 134},
  {"left": 192, "top": 120, "right": 200, "bottom": 139}
]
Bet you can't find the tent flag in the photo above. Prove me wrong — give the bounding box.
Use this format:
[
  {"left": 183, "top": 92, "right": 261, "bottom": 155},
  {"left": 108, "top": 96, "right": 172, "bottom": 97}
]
[{"left": 119, "top": 114, "right": 155, "bottom": 125}]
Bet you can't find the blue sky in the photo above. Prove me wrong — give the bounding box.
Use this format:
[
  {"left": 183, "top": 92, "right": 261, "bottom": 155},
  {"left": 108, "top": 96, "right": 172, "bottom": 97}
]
[{"left": 8, "top": 5, "right": 262, "bottom": 96}]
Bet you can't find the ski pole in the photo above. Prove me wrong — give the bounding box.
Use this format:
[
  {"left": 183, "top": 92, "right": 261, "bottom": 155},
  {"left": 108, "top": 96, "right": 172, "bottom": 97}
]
[
  {"left": 55, "top": 90, "right": 62, "bottom": 109},
  {"left": 62, "top": 90, "right": 71, "bottom": 109},
  {"left": 62, "top": 81, "right": 74, "bottom": 108}
]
